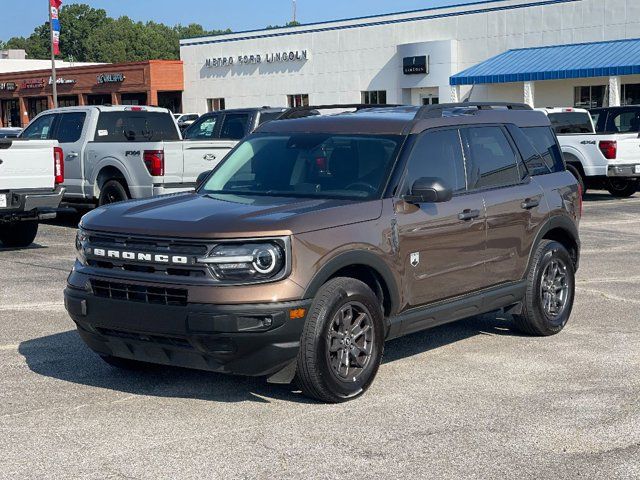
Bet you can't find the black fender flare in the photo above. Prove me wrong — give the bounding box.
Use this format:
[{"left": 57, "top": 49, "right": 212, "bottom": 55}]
[
  {"left": 303, "top": 250, "right": 401, "bottom": 316},
  {"left": 527, "top": 214, "right": 580, "bottom": 274}
]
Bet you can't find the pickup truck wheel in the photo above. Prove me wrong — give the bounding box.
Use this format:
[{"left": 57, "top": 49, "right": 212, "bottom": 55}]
[
  {"left": 0, "top": 221, "right": 39, "bottom": 248},
  {"left": 606, "top": 178, "right": 637, "bottom": 198},
  {"left": 99, "top": 180, "right": 129, "bottom": 206},
  {"left": 566, "top": 164, "right": 585, "bottom": 197},
  {"left": 513, "top": 240, "right": 575, "bottom": 336},
  {"left": 296, "top": 277, "right": 384, "bottom": 403}
]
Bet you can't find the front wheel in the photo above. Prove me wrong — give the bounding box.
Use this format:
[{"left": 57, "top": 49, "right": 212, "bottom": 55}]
[
  {"left": 606, "top": 178, "right": 638, "bottom": 198},
  {"left": 0, "top": 221, "right": 39, "bottom": 248},
  {"left": 296, "top": 277, "right": 384, "bottom": 403},
  {"left": 513, "top": 240, "right": 575, "bottom": 336}
]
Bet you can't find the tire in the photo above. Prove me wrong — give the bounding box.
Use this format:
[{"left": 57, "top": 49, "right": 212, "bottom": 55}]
[
  {"left": 513, "top": 240, "right": 575, "bottom": 336},
  {"left": 0, "top": 221, "right": 39, "bottom": 248},
  {"left": 566, "top": 164, "right": 585, "bottom": 197},
  {"left": 296, "top": 277, "right": 385, "bottom": 403},
  {"left": 99, "top": 354, "right": 155, "bottom": 371},
  {"left": 605, "top": 178, "right": 638, "bottom": 198},
  {"left": 98, "top": 179, "right": 129, "bottom": 206}
]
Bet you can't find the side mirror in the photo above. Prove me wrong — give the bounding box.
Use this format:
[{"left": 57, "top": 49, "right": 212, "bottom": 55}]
[
  {"left": 196, "top": 170, "right": 212, "bottom": 190},
  {"left": 403, "top": 177, "right": 453, "bottom": 204}
]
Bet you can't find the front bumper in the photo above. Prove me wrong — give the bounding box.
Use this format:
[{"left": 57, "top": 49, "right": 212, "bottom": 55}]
[
  {"left": 0, "top": 186, "right": 65, "bottom": 221},
  {"left": 64, "top": 282, "right": 310, "bottom": 377},
  {"left": 607, "top": 164, "right": 640, "bottom": 178}
]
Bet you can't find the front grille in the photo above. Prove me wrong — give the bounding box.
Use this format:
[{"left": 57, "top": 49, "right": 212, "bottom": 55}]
[
  {"left": 96, "top": 327, "right": 193, "bottom": 349},
  {"left": 91, "top": 279, "right": 188, "bottom": 306}
]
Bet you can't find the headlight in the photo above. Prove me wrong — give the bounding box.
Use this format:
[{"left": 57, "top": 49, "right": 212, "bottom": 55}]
[
  {"left": 198, "top": 241, "right": 286, "bottom": 282},
  {"left": 75, "top": 228, "right": 88, "bottom": 265}
]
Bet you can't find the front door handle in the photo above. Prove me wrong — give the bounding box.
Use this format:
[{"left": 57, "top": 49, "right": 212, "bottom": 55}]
[
  {"left": 521, "top": 198, "right": 540, "bottom": 209},
  {"left": 203, "top": 153, "right": 217, "bottom": 161},
  {"left": 458, "top": 209, "right": 480, "bottom": 221}
]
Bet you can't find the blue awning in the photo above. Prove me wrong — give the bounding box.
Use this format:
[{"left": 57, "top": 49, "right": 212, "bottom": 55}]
[{"left": 450, "top": 38, "right": 640, "bottom": 86}]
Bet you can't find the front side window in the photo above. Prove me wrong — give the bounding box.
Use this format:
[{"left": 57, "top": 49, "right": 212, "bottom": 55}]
[
  {"left": 201, "top": 133, "right": 402, "bottom": 200},
  {"left": 464, "top": 126, "right": 520, "bottom": 190},
  {"left": 403, "top": 129, "right": 466, "bottom": 194},
  {"left": 94, "top": 111, "right": 180, "bottom": 142},
  {"left": 219, "top": 113, "right": 250, "bottom": 140},
  {"left": 55, "top": 112, "right": 86, "bottom": 143},
  {"left": 184, "top": 114, "right": 219, "bottom": 140},
  {"left": 21, "top": 114, "right": 55, "bottom": 140}
]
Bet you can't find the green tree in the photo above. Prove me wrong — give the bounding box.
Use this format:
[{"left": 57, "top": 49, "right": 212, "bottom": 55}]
[
  {"left": 58, "top": 3, "right": 109, "bottom": 62},
  {"left": 266, "top": 21, "right": 301, "bottom": 29}
]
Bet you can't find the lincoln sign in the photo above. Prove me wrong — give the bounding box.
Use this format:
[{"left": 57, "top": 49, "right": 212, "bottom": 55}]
[{"left": 205, "top": 50, "right": 309, "bottom": 68}]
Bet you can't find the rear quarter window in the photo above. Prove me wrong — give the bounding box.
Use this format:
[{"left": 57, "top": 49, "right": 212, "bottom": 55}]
[
  {"left": 520, "top": 126, "right": 565, "bottom": 175},
  {"left": 94, "top": 111, "right": 180, "bottom": 142}
]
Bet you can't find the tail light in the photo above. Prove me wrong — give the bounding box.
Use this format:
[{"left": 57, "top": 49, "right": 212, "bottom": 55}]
[
  {"left": 53, "top": 146, "right": 64, "bottom": 185},
  {"left": 143, "top": 150, "right": 165, "bottom": 176},
  {"left": 598, "top": 140, "right": 617, "bottom": 159}
]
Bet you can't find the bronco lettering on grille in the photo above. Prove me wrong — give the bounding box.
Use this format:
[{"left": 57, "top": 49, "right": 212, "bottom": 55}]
[{"left": 91, "top": 248, "right": 189, "bottom": 264}]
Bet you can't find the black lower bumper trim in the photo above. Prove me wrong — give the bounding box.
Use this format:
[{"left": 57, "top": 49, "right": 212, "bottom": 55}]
[{"left": 65, "top": 287, "right": 311, "bottom": 377}]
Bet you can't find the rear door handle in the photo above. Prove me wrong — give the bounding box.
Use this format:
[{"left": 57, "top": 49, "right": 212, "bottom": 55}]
[
  {"left": 521, "top": 198, "right": 540, "bottom": 209},
  {"left": 458, "top": 209, "right": 480, "bottom": 221}
]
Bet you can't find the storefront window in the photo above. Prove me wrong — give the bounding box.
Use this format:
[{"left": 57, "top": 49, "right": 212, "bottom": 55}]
[
  {"left": 361, "top": 91, "right": 387, "bottom": 105},
  {"left": 58, "top": 96, "right": 79, "bottom": 108},
  {"left": 27, "top": 97, "right": 49, "bottom": 120},
  {"left": 574, "top": 85, "right": 607, "bottom": 109},
  {"left": 622, "top": 84, "right": 640, "bottom": 106},
  {"left": 287, "top": 94, "right": 309, "bottom": 108},
  {"left": 1, "top": 99, "right": 21, "bottom": 127},
  {"left": 121, "top": 93, "right": 147, "bottom": 106},
  {"left": 207, "top": 98, "right": 226, "bottom": 111}
]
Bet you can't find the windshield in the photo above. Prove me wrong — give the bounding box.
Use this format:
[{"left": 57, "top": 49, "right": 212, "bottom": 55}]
[{"left": 200, "top": 133, "right": 402, "bottom": 200}]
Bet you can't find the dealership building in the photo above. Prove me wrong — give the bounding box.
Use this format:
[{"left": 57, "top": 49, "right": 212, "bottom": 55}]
[{"left": 180, "top": 0, "right": 640, "bottom": 113}]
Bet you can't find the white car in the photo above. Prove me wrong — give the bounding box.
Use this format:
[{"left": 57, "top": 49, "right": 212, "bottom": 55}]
[{"left": 535, "top": 107, "right": 640, "bottom": 197}]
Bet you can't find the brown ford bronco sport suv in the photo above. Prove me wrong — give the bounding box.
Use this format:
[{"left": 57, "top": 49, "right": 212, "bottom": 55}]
[{"left": 65, "top": 103, "right": 581, "bottom": 403}]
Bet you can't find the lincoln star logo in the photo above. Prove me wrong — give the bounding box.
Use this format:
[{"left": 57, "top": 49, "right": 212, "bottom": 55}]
[
  {"left": 410, "top": 252, "right": 420, "bottom": 267},
  {"left": 90, "top": 248, "right": 189, "bottom": 265}
]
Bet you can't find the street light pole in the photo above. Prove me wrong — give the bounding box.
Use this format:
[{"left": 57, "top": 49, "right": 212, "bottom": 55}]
[{"left": 48, "top": 0, "right": 58, "bottom": 108}]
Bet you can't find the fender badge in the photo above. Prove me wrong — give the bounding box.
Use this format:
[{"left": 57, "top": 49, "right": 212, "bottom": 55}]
[{"left": 410, "top": 252, "right": 420, "bottom": 267}]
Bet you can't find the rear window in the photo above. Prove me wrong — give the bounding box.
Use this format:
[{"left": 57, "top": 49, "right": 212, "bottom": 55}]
[
  {"left": 547, "top": 112, "right": 594, "bottom": 134},
  {"left": 521, "top": 127, "right": 565, "bottom": 175},
  {"left": 93, "top": 111, "right": 180, "bottom": 142}
]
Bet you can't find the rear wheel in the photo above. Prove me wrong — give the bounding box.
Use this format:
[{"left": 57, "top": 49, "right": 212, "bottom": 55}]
[
  {"left": 605, "top": 178, "right": 638, "bottom": 198},
  {"left": 296, "top": 277, "right": 384, "bottom": 403},
  {"left": 98, "top": 179, "right": 129, "bottom": 206},
  {"left": 0, "top": 221, "right": 39, "bottom": 248},
  {"left": 513, "top": 240, "right": 575, "bottom": 336},
  {"left": 566, "top": 164, "right": 585, "bottom": 197}
]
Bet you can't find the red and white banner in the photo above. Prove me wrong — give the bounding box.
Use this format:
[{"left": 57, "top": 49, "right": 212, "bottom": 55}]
[{"left": 50, "top": 0, "right": 62, "bottom": 56}]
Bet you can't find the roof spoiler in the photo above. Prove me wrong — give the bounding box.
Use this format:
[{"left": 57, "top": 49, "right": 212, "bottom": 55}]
[
  {"left": 278, "top": 103, "right": 402, "bottom": 120},
  {"left": 416, "top": 102, "right": 533, "bottom": 119}
]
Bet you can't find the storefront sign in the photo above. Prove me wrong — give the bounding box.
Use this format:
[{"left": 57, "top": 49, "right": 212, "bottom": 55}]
[
  {"left": 403, "top": 55, "right": 428, "bottom": 75},
  {"left": 0, "top": 82, "right": 17, "bottom": 91},
  {"left": 97, "top": 73, "right": 126, "bottom": 84},
  {"left": 49, "top": 76, "right": 76, "bottom": 85},
  {"left": 21, "top": 78, "right": 46, "bottom": 89},
  {"left": 205, "top": 50, "right": 309, "bottom": 68}
]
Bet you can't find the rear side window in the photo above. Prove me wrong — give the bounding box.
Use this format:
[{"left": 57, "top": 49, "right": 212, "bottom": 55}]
[
  {"left": 22, "top": 114, "right": 55, "bottom": 140},
  {"left": 547, "top": 112, "right": 594, "bottom": 134},
  {"left": 219, "top": 113, "right": 250, "bottom": 140},
  {"left": 521, "top": 127, "right": 565, "bottom": 175},
  {"left": 94, "top": 111, "right": 180, "bottom": 142},
  {"left": 55, "top": 112, "right": 86, "bottom": 143},
  {"left": 464, "top": 126, "right": 520, "bottom": 190},
  {"left": 404, "top": 129, "right": 467, "bottom": 193}
]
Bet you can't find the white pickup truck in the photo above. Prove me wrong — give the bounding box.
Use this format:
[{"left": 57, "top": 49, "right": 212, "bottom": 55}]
[
  {"left": 536, "top": 107, "right": 640, "bottom": 197},
  {"left": 21, "top": 105, "right": 288, "bottom": 207},
  {"left": 0, "top": 138, "right": 65, "bottom": 247}
]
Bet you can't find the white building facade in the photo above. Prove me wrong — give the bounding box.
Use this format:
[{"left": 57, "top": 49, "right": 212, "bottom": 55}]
[{"left": 180, "top": 0, "right": 640, "bottom": 112}]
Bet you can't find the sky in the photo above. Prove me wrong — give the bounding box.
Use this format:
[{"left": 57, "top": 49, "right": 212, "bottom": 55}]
[{"left": 1, "top": 0, "right": 478, "bottom": 40}]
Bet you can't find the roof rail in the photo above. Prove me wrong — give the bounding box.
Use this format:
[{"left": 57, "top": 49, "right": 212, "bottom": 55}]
[
  {"left": 278, "top": 103, "right": 401, "bottom": 120},
  {"left": 415, "top": 102, "right": 532, "bottom": 119}
]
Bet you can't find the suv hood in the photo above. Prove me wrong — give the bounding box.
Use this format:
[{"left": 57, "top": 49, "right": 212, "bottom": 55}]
[{"left": 81, "top": 192, "right": 383, "bottom": 238}]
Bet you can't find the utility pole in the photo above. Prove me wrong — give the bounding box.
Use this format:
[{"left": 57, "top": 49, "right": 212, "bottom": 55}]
[
  {"left": 48, "top": 0, "right": 58, "bottom": 108},
  {"left": 292, "top": 0, "right": 297, "bottom": 24}
]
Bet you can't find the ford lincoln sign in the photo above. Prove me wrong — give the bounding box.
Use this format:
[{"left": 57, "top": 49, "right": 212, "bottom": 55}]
[{"left": 205, "top": 50, "right": 309, "bottom": 68}]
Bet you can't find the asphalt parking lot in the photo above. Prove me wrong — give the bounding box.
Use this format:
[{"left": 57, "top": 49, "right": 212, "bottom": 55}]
[{"left": 0, "top": 191, "right": 639, "bottom": 479}]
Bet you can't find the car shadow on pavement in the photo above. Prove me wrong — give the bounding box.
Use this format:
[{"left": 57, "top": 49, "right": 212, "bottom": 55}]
[
  {"left": 0, "top": 243, "right": 48, "bottom": 252},
  {"left": 19, "top": 313, "right": 522, "bottom": 405}
]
